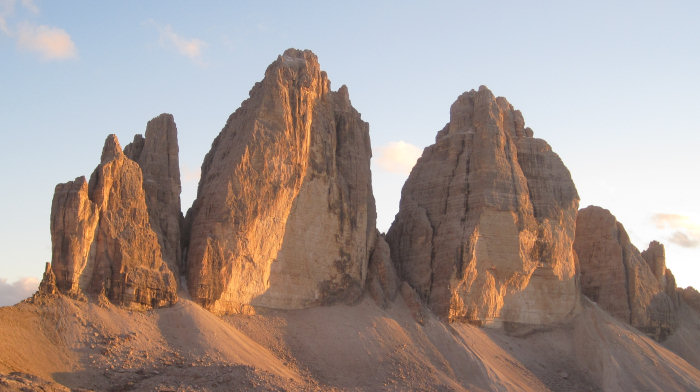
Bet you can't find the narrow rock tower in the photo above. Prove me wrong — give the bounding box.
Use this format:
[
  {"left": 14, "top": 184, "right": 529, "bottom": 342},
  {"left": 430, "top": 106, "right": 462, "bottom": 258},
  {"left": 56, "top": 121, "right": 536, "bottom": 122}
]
[{"left": 124, "top": 114, "right": 183, "bottom": 275}]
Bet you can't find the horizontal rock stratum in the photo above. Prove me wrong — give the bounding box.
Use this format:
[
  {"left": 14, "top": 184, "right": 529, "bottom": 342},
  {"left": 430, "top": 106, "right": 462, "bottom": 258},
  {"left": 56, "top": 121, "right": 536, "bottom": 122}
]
[
  {"left": 386, "top": 86, "right": 581, "bottom": 326},
  {"left": 184, "top": 49, "right": 377, "bottom": 313}
]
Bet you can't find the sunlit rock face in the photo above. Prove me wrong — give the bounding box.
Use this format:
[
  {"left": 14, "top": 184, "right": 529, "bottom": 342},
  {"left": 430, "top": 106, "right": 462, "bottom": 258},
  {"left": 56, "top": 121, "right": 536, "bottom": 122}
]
[
  {"left": 185, "top": 49, "right": 376, "bottom": 314},
  {"left": 386, "top": 86, "right": 580, "bottom": 326},
  {"left": 574, "top": 206, "right": 678, "bottom": 340},
  {"left": 48, "top": 134, "right": 177, "bottom": 308}
]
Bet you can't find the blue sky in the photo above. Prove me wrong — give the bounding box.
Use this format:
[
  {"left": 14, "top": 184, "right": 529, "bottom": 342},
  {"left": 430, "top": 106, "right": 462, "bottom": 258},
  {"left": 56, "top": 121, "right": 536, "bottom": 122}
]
[{"left": 1, "top": 1, "right": 699, "bottom": 304}]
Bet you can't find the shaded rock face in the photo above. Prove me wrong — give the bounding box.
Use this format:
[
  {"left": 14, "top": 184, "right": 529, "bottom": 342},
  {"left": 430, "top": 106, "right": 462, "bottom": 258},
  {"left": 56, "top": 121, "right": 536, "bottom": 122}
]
[
  {"left": 47, "top": 133, "right": 178, "bottom": 309},
  {"left": 185, "top": 49, "right": 376, "bottom": 313},
  {"left": 574, "top": 206, "right": 677, "bottom": 340},
  {"left": 681, "top": 287, "right": 700, "bottom": 313},
  {"left": 386, "top": 86, "right": 580, "bottom": 326},
  {"left": 124, "top": 114, "right": 183, "bottom": 275},
  {"left": 366, "top": 232, "right": 399, "bottom": 309}
]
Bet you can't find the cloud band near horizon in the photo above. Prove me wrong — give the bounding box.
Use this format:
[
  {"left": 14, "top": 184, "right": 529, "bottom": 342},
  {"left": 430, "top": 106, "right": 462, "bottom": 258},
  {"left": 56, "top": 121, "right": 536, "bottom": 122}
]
[{"left": 652, "top": 213, "right": 700, "bottom": 248}]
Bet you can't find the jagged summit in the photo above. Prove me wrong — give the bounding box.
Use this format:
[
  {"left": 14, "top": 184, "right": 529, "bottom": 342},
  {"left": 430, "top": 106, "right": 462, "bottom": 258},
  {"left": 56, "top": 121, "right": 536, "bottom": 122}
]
[
  {"left": 19, "top": 49, "right": 700, "bottom": 391},
  {"left": 185, "top": 48, "right": 376, "bottom": 314},
  {"left": 100, "top": 134, "right": 122, "bottom": 164},
  {"left": 387, "top": 85, "right": 580, "bottom": 326},
  {"left": 124, "top": 113, "right": 183, "bottom": 276},
  {"left": 47, "top": 120, "right": 179, "bottom": 309}
]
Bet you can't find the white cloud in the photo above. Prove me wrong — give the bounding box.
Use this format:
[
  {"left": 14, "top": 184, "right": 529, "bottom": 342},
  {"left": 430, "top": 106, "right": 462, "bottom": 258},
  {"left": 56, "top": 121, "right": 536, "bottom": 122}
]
[
  {"left": 376, "top": 141, "right": 422, "bottom": 175},
  {"left": 0, "top": 277, "right": 38, "bottom": 306},
  {"left": 16, "top": 22, "right": 77, "bottom": 60},
  {"left": 151, "top": 21, "right": 207, "bottom": 64},
  {"left": 0, "top": 0, "right": 77, "bottom": 61},
  {"left": 652, "top": 213, "right": 700, "bottom": 248}
]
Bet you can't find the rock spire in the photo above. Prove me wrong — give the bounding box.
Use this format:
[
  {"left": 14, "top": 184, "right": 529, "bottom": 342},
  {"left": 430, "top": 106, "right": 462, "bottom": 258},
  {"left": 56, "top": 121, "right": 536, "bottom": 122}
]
[{"left": 185, "top": 49, "right": 376, "bottom": 313}]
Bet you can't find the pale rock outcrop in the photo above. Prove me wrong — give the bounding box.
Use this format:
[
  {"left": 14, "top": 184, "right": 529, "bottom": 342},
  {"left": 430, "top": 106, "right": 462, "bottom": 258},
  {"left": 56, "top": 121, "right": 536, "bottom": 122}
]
[
  {"left": 124, "top": 114, "right": 183, "bottom": 275},
  {"left": 46, "top": 134, "right": 177, "bottom": 308},
  {"left": 185, "top": 49, "right": 376, "bottom": 313},
  {"left": 574, "top": 206, "right": 677, "bottom": 340},
  {"left": 386, "top": 86, "right": 580, "bottom": 326}
]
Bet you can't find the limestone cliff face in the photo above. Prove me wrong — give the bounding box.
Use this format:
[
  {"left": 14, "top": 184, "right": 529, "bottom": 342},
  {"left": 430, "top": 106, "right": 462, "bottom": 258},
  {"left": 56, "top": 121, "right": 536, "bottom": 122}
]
[
  {"left": 185, "top": 49, "right": 376, "bottom": 313},
  {"left": 124, "top": 114, "right": 183, "bottom": 275},
  {"left": 574, "top": 206, "right": 677, "bottom": 340},
  {"left": 47, "top": 133, "right": 178, "bottom": 309},
  {"left": 386, "top": 86, "right": 580, "bottom": 326}
]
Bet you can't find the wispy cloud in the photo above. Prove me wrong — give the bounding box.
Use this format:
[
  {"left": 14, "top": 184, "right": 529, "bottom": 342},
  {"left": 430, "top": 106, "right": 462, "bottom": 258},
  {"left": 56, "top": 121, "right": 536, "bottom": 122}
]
[
  {"left": 0, "top": 277, "right": 38, "bottom": 306},
  {"left": 1, "top": 0, "right": 77, "bottom": 61},
  {"left": 376, "top": 141, "right": 422, "bottom": 175},
  {"left": 0, "top": 0, "right": 17, "bottom": 34},
  {"left": 16, "top": 22, "right": 77, "bottom": 60},
  {"left": 149, "top": 20, "right": 207, "bottom": 64},
  {"left": 652, "top": 213, "right": 700, "bottom": 248}
]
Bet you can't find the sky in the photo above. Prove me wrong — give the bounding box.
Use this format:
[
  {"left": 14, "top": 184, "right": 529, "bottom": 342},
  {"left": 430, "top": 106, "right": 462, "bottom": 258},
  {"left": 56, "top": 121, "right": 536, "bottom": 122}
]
[{"left": 1, "top": 1, "right": 699, "bottom": 305}]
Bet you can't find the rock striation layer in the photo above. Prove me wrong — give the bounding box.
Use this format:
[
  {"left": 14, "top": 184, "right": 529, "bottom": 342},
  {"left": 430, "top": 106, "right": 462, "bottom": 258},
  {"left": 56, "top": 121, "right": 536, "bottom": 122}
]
[
  {"left": 46, "top": 125, "right": 179, "bottom": 309},
  {"left": 185, "top": 49, "right": 376, "bottom": 313},
  {"left": 386, "top": 86, "right": 580, "bottom": 326},
  {"left": 574, "top": 206, "right": 678, "bottom": 340}
]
